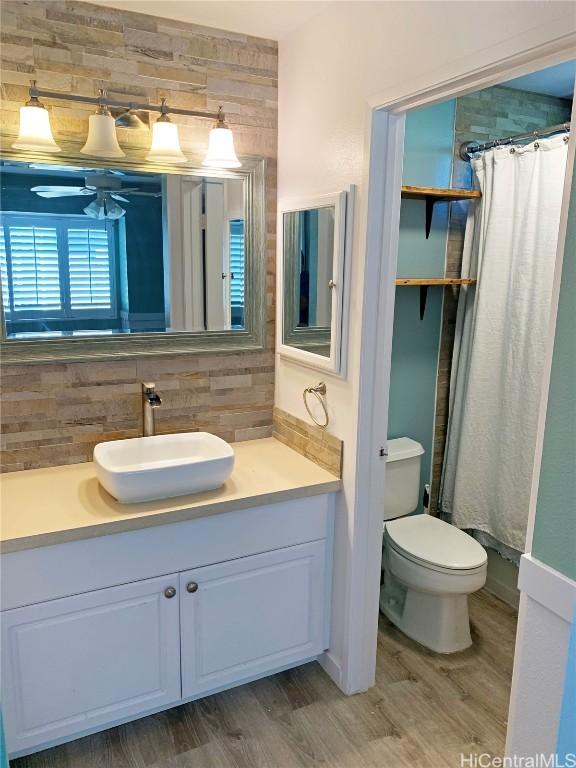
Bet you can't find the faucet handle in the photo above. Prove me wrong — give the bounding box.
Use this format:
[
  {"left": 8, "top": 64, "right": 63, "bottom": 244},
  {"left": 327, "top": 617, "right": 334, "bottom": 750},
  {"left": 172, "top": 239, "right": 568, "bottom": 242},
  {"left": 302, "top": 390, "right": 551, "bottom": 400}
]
[{"left": 142, "top": 382, "right": 156, "bottom": 393}]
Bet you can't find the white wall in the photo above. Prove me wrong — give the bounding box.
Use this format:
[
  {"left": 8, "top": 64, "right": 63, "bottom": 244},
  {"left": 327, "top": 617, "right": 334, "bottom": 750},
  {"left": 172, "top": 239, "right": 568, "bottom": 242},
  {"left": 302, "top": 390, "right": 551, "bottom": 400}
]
[{"left": 277, "top": 1, "right": 576, "bottom": 692}]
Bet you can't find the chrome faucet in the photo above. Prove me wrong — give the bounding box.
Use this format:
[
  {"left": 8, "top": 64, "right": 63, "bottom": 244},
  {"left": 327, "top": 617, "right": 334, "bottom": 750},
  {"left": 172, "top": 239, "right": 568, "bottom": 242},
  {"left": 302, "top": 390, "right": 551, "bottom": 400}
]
[{"left": 142, "top": 382, "right": 162, "bottom": 437}]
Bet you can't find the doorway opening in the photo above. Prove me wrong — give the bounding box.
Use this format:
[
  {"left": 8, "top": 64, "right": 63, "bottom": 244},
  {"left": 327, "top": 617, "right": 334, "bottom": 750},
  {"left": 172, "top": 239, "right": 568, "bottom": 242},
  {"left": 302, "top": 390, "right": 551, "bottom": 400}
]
[{"left": 357, "top": 55, "right": 575, "bottom": 762}]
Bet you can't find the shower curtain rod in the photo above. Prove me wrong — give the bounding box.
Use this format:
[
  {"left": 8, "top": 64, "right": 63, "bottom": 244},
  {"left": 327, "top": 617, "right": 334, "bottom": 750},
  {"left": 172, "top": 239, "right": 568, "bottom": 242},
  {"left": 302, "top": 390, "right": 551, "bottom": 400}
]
[{"left": 459, "top": 121, "right": 570, "bottom": 161}]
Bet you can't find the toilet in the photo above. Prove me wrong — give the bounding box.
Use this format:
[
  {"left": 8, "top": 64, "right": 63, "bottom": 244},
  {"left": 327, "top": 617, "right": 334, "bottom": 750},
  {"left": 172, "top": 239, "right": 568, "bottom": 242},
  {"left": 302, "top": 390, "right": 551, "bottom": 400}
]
[{"left": 380, "top": 437, "right": 487, "bottom": 654}]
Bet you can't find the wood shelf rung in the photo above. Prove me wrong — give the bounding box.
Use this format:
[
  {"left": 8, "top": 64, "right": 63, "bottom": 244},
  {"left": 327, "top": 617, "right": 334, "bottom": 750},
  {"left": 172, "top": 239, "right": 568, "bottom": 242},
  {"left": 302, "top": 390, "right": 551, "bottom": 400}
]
[
  {"left": 401, "top": 186, "right": 481, "bottom": 201},
  {"left": 395, "top": 278, "right": 477, "bottom": 286},
  {"left": 400, "top": 186, "right": 481, "bottom": 239}
]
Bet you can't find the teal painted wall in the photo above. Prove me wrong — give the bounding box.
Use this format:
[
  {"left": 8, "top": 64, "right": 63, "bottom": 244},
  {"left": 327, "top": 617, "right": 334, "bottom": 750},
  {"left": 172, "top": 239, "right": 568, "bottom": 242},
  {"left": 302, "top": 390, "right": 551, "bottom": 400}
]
[
  {"left": 388, "top": 99, "right": 455, "bottom": 508},
  {"left": 532, "top": 167, "right": 576, "bottom": 581}
]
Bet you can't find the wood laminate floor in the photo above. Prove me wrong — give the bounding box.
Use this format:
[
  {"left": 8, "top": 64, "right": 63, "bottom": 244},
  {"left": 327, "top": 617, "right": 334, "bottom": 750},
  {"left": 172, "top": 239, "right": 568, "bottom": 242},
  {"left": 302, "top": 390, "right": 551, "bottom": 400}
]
[{"left": 12, "top": 589, "right": 517, "bottom": 768}]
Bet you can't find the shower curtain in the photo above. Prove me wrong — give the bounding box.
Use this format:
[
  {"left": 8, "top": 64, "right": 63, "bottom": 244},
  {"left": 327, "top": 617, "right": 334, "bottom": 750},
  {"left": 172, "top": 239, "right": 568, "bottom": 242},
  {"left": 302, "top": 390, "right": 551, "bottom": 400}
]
[{"left": 441, "top": 134, "right": 568, "bottom": 554}]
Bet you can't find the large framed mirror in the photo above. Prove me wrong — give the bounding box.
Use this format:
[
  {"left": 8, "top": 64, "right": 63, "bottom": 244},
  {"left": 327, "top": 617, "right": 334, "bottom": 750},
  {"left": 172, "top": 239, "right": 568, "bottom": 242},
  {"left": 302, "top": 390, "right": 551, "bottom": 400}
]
[
  {"left": 0, "top": 153, "right": 266, "bottom": 364},
  {"left": 279, "top": 190, "right": 352, "bottom": 375}
]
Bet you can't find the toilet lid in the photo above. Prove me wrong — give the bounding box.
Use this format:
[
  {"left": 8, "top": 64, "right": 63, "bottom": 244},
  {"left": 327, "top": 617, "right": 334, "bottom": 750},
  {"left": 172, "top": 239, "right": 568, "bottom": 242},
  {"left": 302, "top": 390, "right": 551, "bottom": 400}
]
[{"left": 385, "top": 515, "right": 487, "bottom": 570}]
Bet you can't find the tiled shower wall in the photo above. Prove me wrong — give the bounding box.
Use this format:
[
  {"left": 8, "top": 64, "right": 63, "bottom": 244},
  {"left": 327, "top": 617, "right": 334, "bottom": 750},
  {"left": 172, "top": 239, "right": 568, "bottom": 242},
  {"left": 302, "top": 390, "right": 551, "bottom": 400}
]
[
  {"left": 429, "top": 85, "right": 572, "bottom": 513},
  {"left": 0, "top": 0, "right": 277, "bottom": 472}
]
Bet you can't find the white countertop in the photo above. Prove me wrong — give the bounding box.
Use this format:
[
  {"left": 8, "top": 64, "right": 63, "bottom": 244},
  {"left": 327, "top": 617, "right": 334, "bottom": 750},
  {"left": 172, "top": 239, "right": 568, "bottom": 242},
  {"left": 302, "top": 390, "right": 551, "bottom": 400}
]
[{"left": 0, "top": 438, "right": 341, "bottom": 553}]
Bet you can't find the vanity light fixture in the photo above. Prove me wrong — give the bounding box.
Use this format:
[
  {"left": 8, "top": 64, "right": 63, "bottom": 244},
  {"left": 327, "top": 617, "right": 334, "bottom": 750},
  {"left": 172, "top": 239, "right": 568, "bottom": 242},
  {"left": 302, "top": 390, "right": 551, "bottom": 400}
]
[
  {"left": 12, "top": 82, "right": 242, "bottom": 168},
  {"left": 12, "top": 81, "right": 60, "bottom": 154},
  {"left": 81, "top": 90, "right": 126, "bottom": 159},
  {"left": 146, "top": 99, "right": 187, "bottom": 164},
  {"left": 202, "top": 107, "right": 241, "bottom": 169}
]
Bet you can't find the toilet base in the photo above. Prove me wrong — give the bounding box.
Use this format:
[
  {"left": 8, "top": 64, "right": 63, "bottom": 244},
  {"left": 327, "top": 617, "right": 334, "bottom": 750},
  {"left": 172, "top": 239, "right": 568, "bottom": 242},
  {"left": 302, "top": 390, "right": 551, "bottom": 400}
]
[{"left": 380, "top": 574, "right": 472, "bottom": 654}]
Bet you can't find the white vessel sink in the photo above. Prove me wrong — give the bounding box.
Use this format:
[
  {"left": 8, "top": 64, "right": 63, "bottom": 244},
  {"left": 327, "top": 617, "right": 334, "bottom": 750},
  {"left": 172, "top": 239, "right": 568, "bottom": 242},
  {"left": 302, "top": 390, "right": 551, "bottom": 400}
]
[{"left": 94, "top": 432, "right": 235, "bottom": 503}]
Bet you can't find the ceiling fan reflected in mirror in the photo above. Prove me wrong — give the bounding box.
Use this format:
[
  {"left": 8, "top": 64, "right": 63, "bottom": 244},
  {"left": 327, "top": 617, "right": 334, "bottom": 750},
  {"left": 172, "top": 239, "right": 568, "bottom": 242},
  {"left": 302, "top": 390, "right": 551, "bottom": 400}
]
[
  {"left": 83, "top": 191, "right": 126, "bottom": 220},
  {"left": 30, "top": 175, "right": 161, "bottom": 219}
]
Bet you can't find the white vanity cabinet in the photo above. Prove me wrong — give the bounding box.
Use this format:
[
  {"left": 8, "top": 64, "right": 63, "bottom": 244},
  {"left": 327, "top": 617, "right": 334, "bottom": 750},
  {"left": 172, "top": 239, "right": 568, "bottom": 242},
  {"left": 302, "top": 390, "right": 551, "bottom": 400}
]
[
  {"left": 1, "top": 494, "right": 334, "bottom": 758},
  {"left": 180, "top": 541, "right": 327, "bottom": 698},
  {"left": 1, "top": 574, "right": 182, "bottom": 755}
]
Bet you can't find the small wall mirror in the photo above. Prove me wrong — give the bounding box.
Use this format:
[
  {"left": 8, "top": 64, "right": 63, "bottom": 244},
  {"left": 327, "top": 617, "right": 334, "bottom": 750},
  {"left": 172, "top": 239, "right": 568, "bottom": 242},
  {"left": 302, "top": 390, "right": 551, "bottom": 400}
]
[
  {"left": 279, "top": 190, "right": 351, "bottom": 375},
  {"left": 0, "top": 155, "right": 266, "bottom": 364}
]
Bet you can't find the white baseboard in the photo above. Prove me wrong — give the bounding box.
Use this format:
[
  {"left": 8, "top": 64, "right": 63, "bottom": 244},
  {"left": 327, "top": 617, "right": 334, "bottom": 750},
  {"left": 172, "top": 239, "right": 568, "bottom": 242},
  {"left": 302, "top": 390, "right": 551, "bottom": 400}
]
[
  {"left": 483, "top": 550, "right": 520, "bottom": 610},
  {"left": 319, "top": 649, "right": 343, "bottom": 688},
  {"left": 485, "top": 574, "right": 520, "bottom": 610},
  {"left": 484, "top": 581, "right": 520, "bottom": 610}
]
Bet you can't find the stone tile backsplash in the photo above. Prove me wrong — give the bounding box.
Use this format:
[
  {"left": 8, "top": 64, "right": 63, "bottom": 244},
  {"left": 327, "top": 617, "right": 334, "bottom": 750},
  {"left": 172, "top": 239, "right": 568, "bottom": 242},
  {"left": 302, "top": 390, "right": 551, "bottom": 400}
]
[
  {"left": 1, "top": 354, "right": 275, "bottom": 472},
  {"left": 273, "top": 407, "right": 343, "bottom": 478}
]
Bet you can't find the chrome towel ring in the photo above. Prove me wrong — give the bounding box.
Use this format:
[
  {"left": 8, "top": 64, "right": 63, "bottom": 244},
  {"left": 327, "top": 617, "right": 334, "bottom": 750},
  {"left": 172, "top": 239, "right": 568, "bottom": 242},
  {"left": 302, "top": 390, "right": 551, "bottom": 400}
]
[{"left": 303, "top": 382, "right": 329, "bottom": 428}]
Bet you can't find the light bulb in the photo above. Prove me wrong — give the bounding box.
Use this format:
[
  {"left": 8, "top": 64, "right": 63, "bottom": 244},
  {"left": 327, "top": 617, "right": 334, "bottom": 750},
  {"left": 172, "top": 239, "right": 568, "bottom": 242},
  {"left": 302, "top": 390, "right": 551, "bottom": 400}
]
[
  {"left": 146, "top": 116, "right": 187, "bottom": 164},
  {"left": 13, "top": 103, "right": 60, "bottom": 153}
]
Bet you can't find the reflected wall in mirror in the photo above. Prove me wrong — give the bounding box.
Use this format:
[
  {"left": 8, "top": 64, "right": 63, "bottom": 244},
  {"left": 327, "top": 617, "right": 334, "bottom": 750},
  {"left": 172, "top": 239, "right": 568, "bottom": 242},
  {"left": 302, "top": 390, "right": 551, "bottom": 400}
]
[
  {"left": 280, "top": 190, "right": 351, "bottom": 376},
  {"left": 0, "top": 161, "right": 246, "bottom": 340},
  {"left": 283, "top": 206, "right": 334, "bottom": 357}
]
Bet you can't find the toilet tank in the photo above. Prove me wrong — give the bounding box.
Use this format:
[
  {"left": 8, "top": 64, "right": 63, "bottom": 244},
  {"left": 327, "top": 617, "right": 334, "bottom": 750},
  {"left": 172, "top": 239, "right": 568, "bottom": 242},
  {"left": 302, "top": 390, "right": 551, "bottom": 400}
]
[{"left": 384, "top": 437, "right": 425, "bottom": 520}]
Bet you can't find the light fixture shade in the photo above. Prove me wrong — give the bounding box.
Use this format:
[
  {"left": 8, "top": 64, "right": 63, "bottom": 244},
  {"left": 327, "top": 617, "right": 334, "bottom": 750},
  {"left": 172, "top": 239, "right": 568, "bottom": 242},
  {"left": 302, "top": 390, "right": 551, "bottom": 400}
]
[
  {"left": 146, "top": 119, "right": 187, "bottom": 164},
  {"left": 12, "top": 105, "right": 61, "bottom": 153},
  {"left": 84, "top": 194, "right": 126, "bottom": 220},
  {"left": 103, "top": 197, "right": 126, "bottom": 219},
  {"left": 113, "top": 108, "right": 147, "bottom": 130},
  {"left": 81, "top": 113, "right": 125, "bottom": 159},
  {"left": 83, "top": 199, "right": 106, "bottom": 220},
  {"left": 202, "top": 126, "right": 241, "bottom": 169}
]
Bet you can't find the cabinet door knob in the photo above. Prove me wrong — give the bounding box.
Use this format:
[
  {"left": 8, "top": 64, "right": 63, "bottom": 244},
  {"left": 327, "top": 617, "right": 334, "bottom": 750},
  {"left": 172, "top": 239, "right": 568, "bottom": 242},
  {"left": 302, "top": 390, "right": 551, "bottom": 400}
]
[
  {"left": 186, "top": 581, "right": 199, "bottom": 594},
  {"left": 164, "top": 586, "right": 176, "bottom": 599}
]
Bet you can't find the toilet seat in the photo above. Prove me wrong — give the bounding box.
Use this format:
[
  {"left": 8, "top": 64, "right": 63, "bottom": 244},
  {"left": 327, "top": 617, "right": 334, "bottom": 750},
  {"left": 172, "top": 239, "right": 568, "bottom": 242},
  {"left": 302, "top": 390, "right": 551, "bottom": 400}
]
[{"left": 385, "top": 515, "right": 487, "bottom": 573}]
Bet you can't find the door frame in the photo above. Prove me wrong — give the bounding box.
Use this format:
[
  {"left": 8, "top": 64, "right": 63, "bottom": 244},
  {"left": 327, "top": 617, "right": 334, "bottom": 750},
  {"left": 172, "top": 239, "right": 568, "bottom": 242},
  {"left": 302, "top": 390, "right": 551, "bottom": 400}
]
[{"left": 351, "top": 31, "right": 576, "bottom": 694}]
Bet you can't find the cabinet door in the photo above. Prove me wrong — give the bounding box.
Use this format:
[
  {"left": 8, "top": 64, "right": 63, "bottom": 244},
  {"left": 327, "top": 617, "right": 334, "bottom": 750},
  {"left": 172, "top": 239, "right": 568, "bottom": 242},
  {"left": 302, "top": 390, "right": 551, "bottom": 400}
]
[
  {"left": 2, "top": 574, "right": 181, "bottom": 756},
  {"left": 180, "top": 541, "right": 327, "bottom": 699}
]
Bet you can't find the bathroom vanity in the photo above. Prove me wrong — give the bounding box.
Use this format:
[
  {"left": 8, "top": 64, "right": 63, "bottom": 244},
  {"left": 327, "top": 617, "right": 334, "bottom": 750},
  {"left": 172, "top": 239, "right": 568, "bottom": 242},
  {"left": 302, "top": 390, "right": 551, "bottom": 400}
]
[{"left": 0, "top": 438, "right": 339, "bottom": 758}]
